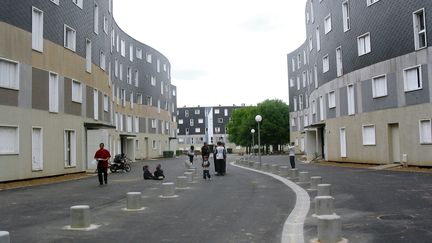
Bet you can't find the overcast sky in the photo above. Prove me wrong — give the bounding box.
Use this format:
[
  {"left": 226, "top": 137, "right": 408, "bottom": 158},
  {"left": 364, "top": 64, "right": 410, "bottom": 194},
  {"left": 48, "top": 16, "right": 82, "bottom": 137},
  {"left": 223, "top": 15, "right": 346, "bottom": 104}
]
[{"left": 113, "top": 0, "right": 306, "bottom": 107}]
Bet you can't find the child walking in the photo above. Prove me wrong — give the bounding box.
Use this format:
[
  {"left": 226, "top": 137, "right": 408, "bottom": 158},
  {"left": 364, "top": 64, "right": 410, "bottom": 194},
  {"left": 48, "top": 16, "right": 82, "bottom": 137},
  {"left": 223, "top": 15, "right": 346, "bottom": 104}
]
[{"left": 202, "top": 155, "right": 211, "bottom": 180}]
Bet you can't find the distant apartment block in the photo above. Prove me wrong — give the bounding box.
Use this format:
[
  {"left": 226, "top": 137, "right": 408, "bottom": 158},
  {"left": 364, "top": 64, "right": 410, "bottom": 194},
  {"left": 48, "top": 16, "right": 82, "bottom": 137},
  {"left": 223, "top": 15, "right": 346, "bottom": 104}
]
[
  {"left": 0, "top": 0, "right": 177, "bottom": 182},
  {"left": 177, "top": 105, "right": 245, "bottom": 152},
  {"left": 288, "top": 0, "right": 432, "bottom": 166}
]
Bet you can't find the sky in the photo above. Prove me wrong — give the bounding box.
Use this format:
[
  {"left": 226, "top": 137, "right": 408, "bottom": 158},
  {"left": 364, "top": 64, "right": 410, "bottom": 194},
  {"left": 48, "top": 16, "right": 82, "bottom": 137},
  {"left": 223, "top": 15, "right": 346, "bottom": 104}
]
[{"left": 113, "top": 0, "right": 306, "bottom": 107}]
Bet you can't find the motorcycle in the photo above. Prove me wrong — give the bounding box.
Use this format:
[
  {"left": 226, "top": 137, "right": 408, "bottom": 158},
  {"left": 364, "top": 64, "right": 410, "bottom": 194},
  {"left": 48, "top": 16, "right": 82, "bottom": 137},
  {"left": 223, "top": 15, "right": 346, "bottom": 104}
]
[{"left": 109, "top": 154, "right": 132, "bottom": 173}]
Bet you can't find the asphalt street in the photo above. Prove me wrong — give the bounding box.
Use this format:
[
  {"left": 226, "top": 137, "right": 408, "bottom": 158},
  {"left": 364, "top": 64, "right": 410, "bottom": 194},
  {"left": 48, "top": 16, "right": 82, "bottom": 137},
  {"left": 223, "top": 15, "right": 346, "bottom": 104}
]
[
  {"left": 0, "top": 155, "right": 295, "bottom": 243},
  {"left": 1, "top": 155, "right": 432, "bottom": 243}
]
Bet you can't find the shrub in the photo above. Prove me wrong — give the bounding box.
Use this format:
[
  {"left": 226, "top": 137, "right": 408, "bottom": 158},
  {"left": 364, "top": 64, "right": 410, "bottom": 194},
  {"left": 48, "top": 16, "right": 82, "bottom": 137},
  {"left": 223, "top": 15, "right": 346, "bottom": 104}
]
[{"left": 163, "top": 151, "right": 174, "bottom": 158}]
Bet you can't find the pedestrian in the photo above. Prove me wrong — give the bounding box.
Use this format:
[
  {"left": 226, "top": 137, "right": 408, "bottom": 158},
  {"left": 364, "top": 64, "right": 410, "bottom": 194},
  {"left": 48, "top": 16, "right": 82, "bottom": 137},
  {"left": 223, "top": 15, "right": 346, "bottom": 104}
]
[
  {"left": 153, "top": 164, "right": 165, "bottom": 180},
  {"left": 215, "top": 141, "right": 226, "bottom": 176},
  {"left": 94, "top": 143, "right": 111, "bottom": 185},
  {"left": 201, "top": 142, "right": 210, "bottom": 160},
  {"left": 143, "top": 165, "right": 154, "bottom": 180},
  {"left": 288, "top": 142, "right": 296, "bottom": 169},
  {"left": 187, "top": 145, "right": 195, "bottom": 165},
  {"left": 202, "top": 155, "right": 211, "bottom": 180}
]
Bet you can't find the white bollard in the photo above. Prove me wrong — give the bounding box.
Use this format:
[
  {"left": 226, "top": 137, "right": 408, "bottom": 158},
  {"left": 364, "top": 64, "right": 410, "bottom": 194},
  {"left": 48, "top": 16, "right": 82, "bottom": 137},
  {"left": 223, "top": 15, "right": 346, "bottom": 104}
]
[
  {"left": 187, "top": 168, "right": 198, "bottom": 180},
  {"left": 310, "top": 176, "right": 323, "bottom": 190},
  {"left": 0, "top": 231, "right": 10, "bottom": 243},
  {"left": 289, "top": 168, "right": 299, "bottom": 181},
  {"left": 314, "top": 215, "right": 348, "bottom": 243},
  {"left": 70, "top": 205, "right": 91, "bottom": 229},
  {"left": 271, "top": 164, "right": 280, "bottom": 174},
  {"left": 184, "top": 172, "right": 194, "bottom": 183},
  {"left": 314, "top": 196, "right": 335, "bottom": 217},
  {"left": 126, "top": 192, "right": 142, "bottom": 210},
  {"left": 176, "top": 176, "right": 188, "bottom": 189},
  {"left": 184, "top": 160, "right": 191, "bottom": 169},
  {"left": 318, "top": 184, "right": 332, "bottom": 197},
  {"left": 161, "top": 182, "right": 177, "bottom": 198},
  {"left": 279, "top": 166, "right": 290, "bottom": 177}
]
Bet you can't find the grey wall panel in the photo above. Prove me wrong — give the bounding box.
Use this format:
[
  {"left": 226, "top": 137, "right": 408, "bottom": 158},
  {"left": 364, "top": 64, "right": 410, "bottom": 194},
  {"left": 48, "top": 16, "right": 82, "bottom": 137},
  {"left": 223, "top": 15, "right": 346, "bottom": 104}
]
[
  {"left": 0, "top": 88, "right": 18, "bottom": 107},
  {"left": 361, "top": 73, "right": 399, "bottom": 113},
  {"left": 31, "top": 68, "right": 48, "bottom": 111},
  {"left": 86, "top": 86, "right": 93, "bottom": 119}
]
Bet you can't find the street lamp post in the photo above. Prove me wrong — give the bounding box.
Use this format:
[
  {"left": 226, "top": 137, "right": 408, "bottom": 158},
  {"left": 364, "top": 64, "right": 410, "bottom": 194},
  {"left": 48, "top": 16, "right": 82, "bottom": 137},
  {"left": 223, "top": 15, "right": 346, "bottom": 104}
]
[
  {"left": 255, "top": 115, "right": 262, "bottom": 164},
  {"left": 251, "top": 129, "right": 255, "bottom": 155}
]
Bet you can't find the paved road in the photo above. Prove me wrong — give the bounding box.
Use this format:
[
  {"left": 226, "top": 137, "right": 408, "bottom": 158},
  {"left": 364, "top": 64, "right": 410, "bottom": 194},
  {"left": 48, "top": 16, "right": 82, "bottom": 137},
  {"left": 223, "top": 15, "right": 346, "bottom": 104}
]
[
  {"left": 0, "top": 156, "right": 296, "bottom": 243},
  {"left": 259, "top": 155, "right": 432, "bottom": 243}
]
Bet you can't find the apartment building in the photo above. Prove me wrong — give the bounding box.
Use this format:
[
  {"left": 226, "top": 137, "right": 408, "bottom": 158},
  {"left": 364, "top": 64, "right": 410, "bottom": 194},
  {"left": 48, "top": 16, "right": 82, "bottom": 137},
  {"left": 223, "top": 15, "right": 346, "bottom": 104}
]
[
  {"left": 0, "top": 0, "right": 177, "bottom": 182},
  {"left": 177, "top": 105, "right": 245, "bottom": 153},
  {"left": 288, "top": 0, "right": 432, "bottom": 166}
]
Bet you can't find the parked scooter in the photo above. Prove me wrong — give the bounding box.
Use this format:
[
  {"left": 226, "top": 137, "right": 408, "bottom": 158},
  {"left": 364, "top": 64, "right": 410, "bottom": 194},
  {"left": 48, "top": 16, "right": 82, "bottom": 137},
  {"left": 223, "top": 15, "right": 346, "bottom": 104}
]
[{"left": 109, "top": 153, "right": 132, "bottom": 173}]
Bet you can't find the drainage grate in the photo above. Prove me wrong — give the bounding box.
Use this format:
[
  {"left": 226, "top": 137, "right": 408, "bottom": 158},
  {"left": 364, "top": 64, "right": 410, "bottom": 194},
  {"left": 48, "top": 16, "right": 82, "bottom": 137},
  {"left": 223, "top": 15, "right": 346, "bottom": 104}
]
[{"left": 377, "top": 214, "right": 414, "bottom": 221}]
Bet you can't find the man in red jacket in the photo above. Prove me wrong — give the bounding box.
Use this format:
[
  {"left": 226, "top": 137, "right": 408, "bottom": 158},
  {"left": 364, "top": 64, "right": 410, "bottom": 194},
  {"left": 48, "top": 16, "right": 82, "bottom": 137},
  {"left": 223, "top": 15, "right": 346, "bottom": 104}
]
[{"left": 94, "top": 143, "right": 111, "bottom": 185}]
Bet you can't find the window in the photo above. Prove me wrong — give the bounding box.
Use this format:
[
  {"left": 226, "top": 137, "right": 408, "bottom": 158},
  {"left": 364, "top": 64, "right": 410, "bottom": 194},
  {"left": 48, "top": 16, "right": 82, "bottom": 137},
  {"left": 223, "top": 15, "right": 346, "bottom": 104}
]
[
  {"left": 291, "top": 117, "right": 296, "bottom": 127},
  {"left": 224, "top": 109, "right": 228, "bottom": 116},
  {"left": 152, "top": 140, "right": 157, "bottom": 149},
  {"left": 214, "top": 109, "right": 220, "bottom": 114},
  {"left": 292, "top": 59, "right": 295, "bottom": 71},
  {"left": 342, "top": 1, "right": 351, "bottom": 32},
  {"left": 64, "top": 130, "right": 76, "bottom": 167},
  {"left": 157, "top": 59, "right": 160, "bottom": 73},
  {"left": 362, "top": 125, "right": 376, "bottom": 145},
  {"left": 93, "top": 89, "right": 99, "bottom": 120},
  {"left": 297, "top": 76, "right": 300, "bottom": 90},
  {"left": 49, "top": 72, "right": 59, "bottom": 113},
  {"left": 71, "top": 80, "right": 82, "bottom": 103},
  {"left": 163, "top": 63, "right": 167, "bottom": 72},
  {"left": 50, "top": 0, "right": 59, "bottom": 5},
  {"left": 319, "top": 96, "right": 324, "bottom": 121},
  {"left": 336, "top": 47, "right": 343, "bottom": 77},
  {"left": 347, "top": 85, "right": 355, "bottom": 115},
  {"left": 127, "top": 67, "right": 132, "bottom": 84},
  {"left": 64, "top": 25, "right": 76, "bottom": 52},
  {"left": 134, "top": 70, "right": 139, "bottom": 87},
  {"left": 293, "top": 97, "right": 297, "bottom": 111},
  {"left": 0, "top": 126, "right": 19, "bottom": 154},
  {"left": 312, "top": 100, "right": 316, "bottom": 114},
  {"left": 367, "top": 0, "right": 380, "bottom": 6},
  {"left": 120, "top": 39, "right": 126, "bottom": 57},
  {"left": 218, "top": 118, "right": 224, "bottom": 123},
  {"left": 146, "top": 53, "right": 152, "bottom": 63},
  {"left": 129, "top": 45, "right": 134, "bottom": 62},
  {"left": 136, "top": 48, "right": 143, "bottom": 59},
  {"left": 72, "top": 0, "right": 83, "bottom": 9},
  {"left": 198, "top": 118, "right": 204, "bottom": 124},
  {"left": 372, "top": 75, "right": 387, "bottom": 98},
  {"left": 126, "top": 116, "right": 132, "bottom": 133},
  {"left": 103, "top": 16, "right": 108, "bottom": 34},
  {"left": 103, "top": 94, "right": 109, "bottom": 112},
  {"left": 195, "top": 128, "right": 201, "bottom": 133},
  {"left": 297, "top": 54, "right": 301, "bottom": 68},
  {"left": 137, "top": 93, "right": 143, "bottom": 105},
  {"left": 302, "top": 71, "right": 307, "bottom": 87},
  {"left": 178, "top": 119, "right": 184, "bottom": 125},
  {"left": 119, "top": 114, "right": 124, "bottom": 131},
  {"left": 93, "top": 2, "right": 99, "bottom": 34},
  {"left": 147, "top": 96, "right": 152, "bottom": 106},
  {"left": 314, "top": 64, "right": 318, "bottom": 88},
  {"left": 32, "top": 7, "right": 43, "bottom": 52},
  {"left": 322, "top": 55, "right": 329, "bottom": 73},
  {"left": 304, "top": 114, "right": 308, "bottom": 127},
  {"left": 309, "top": 36, "right": 313, "bottom": 52},
  {"left": 119, "top": 62, "right": 123, "bottom": 80},
  {"left": 340, "top": 128, "right": 347, "bottom": 157},
  {"left": 161, "top": 81, "right": 164, "bottom": 94},
  {"left": 316, "top": 26, "right": 321, "bottom": 51},
  {"left": 0, "top": 57, "right": 19, "bottom": 90},
  {"left": 151, "top": 76, "right": 156, "bottom": 86},
  {"left": 114, "top": 58, "right": 118, "bottom": 77},
  {"left": 130, "top": 93, "right": 134, "bottom": 109},
  {"left": 99, "top": 50, "right": 106, "bottom": 70},
  {"left": 134, "top": 116, "right": 139, "bottom": 133},
  {"left": 151, "top": 119, "right": 157, "bottom": 129},
  {"left": 328, "top": 91, "right": 336, "bottom": 108},
  {"left": 290, "top": 78, "right": 295, "bottom": 88},
  {"left": 324, "top": 15, "right": 332, "bottom": 34},
  {"left": 357, "top": 33, "right": 371, "bottom": 56},
  {"left": 215, "top": 127, "right": 221, "bottom": 133},
  {"left": 109, "top": 0, "right": 112, "bottom": 13},
  {"left": 413, "top": 9, "right": 427, "bottom": 50},
  {"left": 190, "top": 119, "right": 194, "bottom": 126},
  {"left": 85, "top": 39, "right": 92, "bottom": 73},
  {"left": 195, "top": 109, "right": 200, "bottom": 115},
  {"left": 404, "top": 65, "right": 422, "bottom": 92},
  {"left": 299, "top": 95, "right": 304, "bottom": 110},
  {"left": 310, "top": 0, "right": 315, "bottom": 22},
  {"left": 419, "top": 120, "right": 432, "bottom": 144},
  {"left": 185, "top": 110, "right": 189, "bottom": 117}
]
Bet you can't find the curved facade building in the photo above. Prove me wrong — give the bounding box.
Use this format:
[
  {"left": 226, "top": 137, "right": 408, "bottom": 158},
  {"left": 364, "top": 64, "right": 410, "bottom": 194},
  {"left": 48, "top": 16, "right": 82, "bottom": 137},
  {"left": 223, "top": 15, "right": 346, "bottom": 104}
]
[
  {"left": 0, "top": 0, "right": 177, "bottom": 182},
  {"left": 288, "top": 0, "right": 432, "bottom": 166}
]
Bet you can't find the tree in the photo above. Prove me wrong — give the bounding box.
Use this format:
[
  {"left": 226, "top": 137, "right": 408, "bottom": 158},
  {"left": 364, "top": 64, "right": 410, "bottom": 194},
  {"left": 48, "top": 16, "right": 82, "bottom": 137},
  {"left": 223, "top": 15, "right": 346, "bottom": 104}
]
[{"left": 227, "top": 99, "right": 290, "bottom": 153}]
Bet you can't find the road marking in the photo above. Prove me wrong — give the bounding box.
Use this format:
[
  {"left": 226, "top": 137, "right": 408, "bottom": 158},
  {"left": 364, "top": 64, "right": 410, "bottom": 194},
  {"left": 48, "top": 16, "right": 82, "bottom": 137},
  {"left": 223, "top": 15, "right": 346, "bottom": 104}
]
[{"left": 231, "top": 162, "right": 310, "bottom": 243}]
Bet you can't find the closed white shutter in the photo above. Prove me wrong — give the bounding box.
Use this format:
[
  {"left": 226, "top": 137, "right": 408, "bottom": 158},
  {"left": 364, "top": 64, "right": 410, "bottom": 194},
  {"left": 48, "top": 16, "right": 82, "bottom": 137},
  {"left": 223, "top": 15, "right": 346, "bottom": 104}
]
[
  {"left": 420, "top": 120, "right": 432, "bottom": 143},
  {"left": 32, "top": 7, "right": 43, "bottom": 52},
  {"left": 0, "top": 126, "right": 19, "bottom": 154},
  {"left": 0, "top": 58, "right": 19, "bottom": 89}
]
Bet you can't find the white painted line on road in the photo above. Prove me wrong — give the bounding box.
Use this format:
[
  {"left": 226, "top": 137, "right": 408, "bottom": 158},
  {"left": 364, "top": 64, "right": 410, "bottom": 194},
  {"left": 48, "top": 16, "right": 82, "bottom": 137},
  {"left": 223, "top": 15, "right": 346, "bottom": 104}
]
[{"left": 231, "top": 162, "right": 310, "bottom": 243}]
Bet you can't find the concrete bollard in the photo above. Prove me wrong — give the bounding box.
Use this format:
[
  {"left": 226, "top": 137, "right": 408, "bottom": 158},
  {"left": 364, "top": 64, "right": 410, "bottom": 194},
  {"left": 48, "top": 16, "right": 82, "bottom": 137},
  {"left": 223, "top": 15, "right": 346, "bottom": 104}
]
[
  {"left": 184, "top": 160, "right": 191, "bottom": 169},
  {"left": 70, "top": 205, "right": 91, "bottom": 229},
  {"left": 297, "top": 171, "right": 310, "bottom": 187},
  {"left": 270, "top": 164, "right": 280, "bottom": 175},
  {"left": 176, "top": 176, "right": 188, "bottom": 189},
  {"left": 279, "top": 166, "right": 290, "bottom": 177},
  {"left": 126, "top": 192, "right": 142, "bottom": 210},
  {"left": 254, "top": 162, "right": 261, "bottom": 170},
  {"left": 318, "top": 184, "right": 332, "bottom": 197},
  {"left": 184, "top": 172, "right": 194, "bottom": 183},
  {"left": 310, "top": 176, "right": 322, "bottom": 190},
  {"left": 0, "top": 231, "right": 10, "bottom": 243},
  {"left": 289, "top": 168, "right": 299, "bottom": 181},
  {"left": 314, "top": 196, "right": 335, "bottom": 217},
  {"left": 161, "top": 182, "right": 177, "bottom": 198},
  {"left": 311, "top": 215, "right": 348, "bottom": 243},
  {"left": 187, "top": 168, "right": 198, "bottom": 180}
]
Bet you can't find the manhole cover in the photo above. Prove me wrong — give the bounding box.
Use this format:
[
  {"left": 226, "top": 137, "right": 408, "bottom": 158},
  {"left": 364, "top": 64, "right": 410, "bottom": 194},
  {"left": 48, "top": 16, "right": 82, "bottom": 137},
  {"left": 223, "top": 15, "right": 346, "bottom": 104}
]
[{"left": 378, "top": 214, "right": 414, "bottom": 221}]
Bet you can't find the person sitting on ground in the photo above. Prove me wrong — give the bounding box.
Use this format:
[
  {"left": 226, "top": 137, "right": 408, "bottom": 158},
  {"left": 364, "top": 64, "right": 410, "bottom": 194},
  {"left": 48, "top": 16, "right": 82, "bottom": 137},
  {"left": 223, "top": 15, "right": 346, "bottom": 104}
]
[
  {"left": 143, "top": 165, "right": 154, "bottom": 180},
  {"left": 153, "top": 164, "right": 165, "bottom": 180}
]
